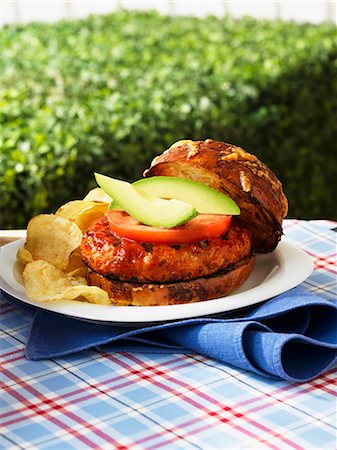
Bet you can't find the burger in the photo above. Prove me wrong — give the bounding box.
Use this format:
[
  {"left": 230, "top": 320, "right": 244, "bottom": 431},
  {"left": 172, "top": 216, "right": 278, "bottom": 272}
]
[{"left": 80, "top": 139, "right": 288, "bottom": 306}]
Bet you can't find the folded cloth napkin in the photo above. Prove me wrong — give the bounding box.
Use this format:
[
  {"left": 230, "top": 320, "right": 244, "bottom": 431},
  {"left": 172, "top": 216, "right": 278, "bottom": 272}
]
[{"left": 2, "top": 287, "right": 337, "bottom": 382}]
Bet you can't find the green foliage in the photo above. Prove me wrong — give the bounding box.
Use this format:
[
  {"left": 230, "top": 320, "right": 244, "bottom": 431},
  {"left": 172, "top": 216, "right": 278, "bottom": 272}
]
[{"left": 1, "top": 11, "right": 336, "bottom": 228}]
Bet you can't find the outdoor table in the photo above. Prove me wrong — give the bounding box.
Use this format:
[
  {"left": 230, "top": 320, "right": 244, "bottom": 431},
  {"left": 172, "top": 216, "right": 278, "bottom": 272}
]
[{"left": 1, "top": 219, "right": 336, "bottom": 449}]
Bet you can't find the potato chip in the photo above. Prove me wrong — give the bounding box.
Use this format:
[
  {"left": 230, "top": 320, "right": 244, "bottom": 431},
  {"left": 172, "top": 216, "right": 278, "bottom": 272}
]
[
  {"left": 83, "top": 187, "right": 112, "bottom": 203},
  {"left": 23, "top": 260, "right": 111, "bottom": 305},
  {"left": 62, "top": 286, "right": 111, "bottom": 305},
  {"left": 55, "top": 200, "right": 108, "bottom": 232},
  {"left": 16, "top": 248, "right": 33, "bottom": 266},
  {"left": 65, "top": 249, "right": 86, "bottom": 273},
  {"left": 66, "top": 267, "right": 88, "bottom": 278},
  {"left": 25, "top": 214, "right": 82, "bottom": 271}
]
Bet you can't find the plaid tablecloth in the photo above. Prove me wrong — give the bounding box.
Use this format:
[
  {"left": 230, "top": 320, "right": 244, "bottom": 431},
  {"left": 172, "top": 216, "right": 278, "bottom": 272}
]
[{"left": 1, "top": 219, "right": 336, "bottom": 449}]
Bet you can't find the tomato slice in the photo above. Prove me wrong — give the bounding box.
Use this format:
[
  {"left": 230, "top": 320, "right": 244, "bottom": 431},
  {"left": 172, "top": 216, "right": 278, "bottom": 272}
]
[{"left": 106, "top": 210, "right": 232, "bottom": 244}]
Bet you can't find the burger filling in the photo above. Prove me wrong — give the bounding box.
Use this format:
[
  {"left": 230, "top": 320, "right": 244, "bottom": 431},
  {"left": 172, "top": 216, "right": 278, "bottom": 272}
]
[{"left": 81, "top": 214, "right": 253, "bottom": 284}]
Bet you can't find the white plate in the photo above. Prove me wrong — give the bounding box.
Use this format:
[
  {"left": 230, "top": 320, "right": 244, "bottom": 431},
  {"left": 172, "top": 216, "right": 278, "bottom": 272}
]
[{"left": 0, "top": 238, "right": 314, "bottom": 324}]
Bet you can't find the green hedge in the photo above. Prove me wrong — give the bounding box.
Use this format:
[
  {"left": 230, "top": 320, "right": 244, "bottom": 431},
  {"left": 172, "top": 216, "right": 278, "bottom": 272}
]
[{"left": 1, "top": 11, "right": 337, "bottom": 228}]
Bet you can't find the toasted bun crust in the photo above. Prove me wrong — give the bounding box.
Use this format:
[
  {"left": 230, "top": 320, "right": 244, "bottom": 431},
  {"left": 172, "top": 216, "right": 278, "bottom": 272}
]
[
  {"left": 144, "top": 139, "right": 288, "bottom": 253},
  {"left": 87, "top": 255, "right": 255, "bottom": 306}
]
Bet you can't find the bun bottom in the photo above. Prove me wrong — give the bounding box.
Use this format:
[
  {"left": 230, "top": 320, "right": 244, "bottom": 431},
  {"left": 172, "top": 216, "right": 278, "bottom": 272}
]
[{"left": 87, "top": 256, "right": 255, "bottom": 306}]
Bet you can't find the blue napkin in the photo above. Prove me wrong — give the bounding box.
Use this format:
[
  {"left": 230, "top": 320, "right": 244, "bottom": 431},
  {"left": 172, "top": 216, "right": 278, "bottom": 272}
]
[{"left": 2, "top": 287, "right": 337, "bottom": 382}]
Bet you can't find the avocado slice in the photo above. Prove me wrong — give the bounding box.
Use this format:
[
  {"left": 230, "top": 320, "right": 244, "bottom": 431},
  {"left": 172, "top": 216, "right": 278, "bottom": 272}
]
[
  {"left": 134, "top": 176, "right": 240, "bottom": 215},
  {"left": 95, "top": 173, "right": 197, "bottom": 228}
]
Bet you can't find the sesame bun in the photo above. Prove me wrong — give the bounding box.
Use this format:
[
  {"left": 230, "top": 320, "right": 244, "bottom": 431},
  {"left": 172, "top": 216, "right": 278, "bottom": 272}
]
[{"left": 144, "top": 139, "right": 288, "bottom": 252}]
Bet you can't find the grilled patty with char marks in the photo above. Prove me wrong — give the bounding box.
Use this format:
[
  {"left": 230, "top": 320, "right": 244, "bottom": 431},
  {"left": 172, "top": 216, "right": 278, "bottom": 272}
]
[{"left": 81, "top": 217, "right": 253, "bottom": 283}]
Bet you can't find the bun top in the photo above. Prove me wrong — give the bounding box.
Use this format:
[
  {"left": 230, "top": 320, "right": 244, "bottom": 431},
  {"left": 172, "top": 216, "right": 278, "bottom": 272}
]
[{"left": 144, "top": 139, "right": 288, "bottom": 253}]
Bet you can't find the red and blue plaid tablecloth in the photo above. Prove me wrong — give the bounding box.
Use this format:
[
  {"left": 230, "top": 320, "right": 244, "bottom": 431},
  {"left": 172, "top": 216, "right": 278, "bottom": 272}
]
[{"left": 1, "top": 219, "right": 336, "bottom": 449}]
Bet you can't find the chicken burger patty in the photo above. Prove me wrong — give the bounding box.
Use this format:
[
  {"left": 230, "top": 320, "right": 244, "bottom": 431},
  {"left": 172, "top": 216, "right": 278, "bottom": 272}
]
[{"left": 81, "top": 217, "right": 253, "bottom": 283}]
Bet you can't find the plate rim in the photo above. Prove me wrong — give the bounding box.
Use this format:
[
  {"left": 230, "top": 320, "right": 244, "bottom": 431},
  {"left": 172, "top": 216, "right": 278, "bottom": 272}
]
[{"left": 0, "top": 238, "right": 314, "bottom": 323}]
